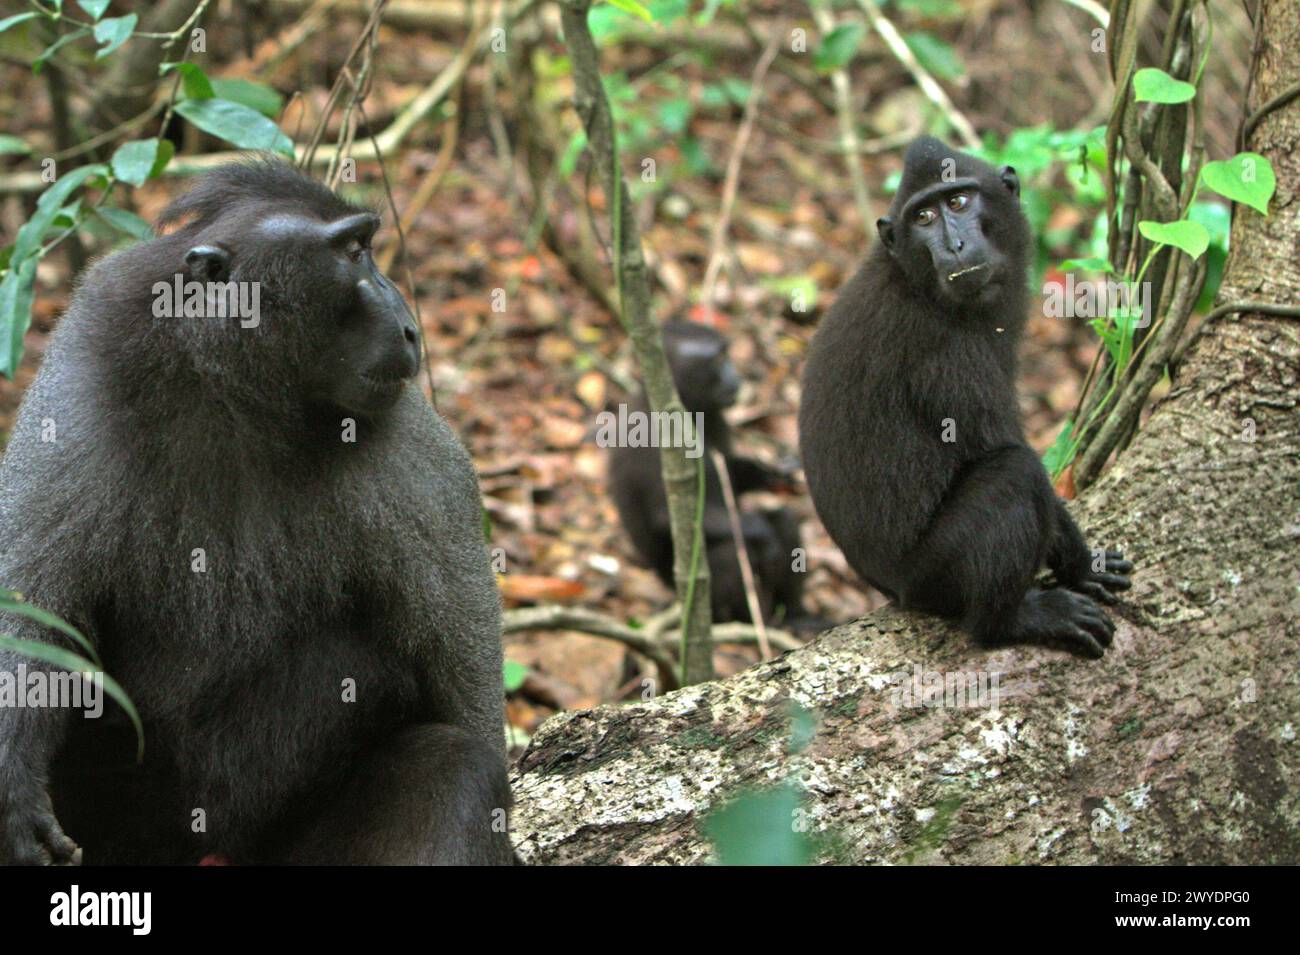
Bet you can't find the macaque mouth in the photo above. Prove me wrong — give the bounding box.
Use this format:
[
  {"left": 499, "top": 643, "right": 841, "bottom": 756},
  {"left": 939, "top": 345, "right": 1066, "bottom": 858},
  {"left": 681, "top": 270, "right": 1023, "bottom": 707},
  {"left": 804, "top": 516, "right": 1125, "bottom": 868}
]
[{"left": 946, "top": 263, "right": 989, "bottom": 282}]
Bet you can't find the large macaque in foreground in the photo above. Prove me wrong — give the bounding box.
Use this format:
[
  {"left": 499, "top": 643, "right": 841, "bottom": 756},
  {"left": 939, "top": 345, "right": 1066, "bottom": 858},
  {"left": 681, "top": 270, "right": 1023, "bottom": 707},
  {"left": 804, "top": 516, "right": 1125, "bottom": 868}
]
[
  {"left": 0, "top": 161, "right": 512, "bottom": 864},
  {"left": 799, "top": 137, "right": 1132, "bottom": 657}
]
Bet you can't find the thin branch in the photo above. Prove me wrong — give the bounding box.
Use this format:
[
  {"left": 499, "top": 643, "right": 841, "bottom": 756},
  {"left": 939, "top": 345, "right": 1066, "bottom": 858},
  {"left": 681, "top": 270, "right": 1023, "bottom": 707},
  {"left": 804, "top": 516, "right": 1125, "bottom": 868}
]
[
  {"left": 809, "top": 0, "right": 871, "bottom": 239},
  {"left": 503, "top": 606, "right": 680, "bottom": 690},
  {"left": 710, "top": 450, "right": 772, "bottom": 660},
  {"left": 699, "top": 25, "right": 783, "bottom": 311},
  {"left": 1059, "top": 0, "right": 1110, "bottom": 26},
  {"left": 0, "top": 35, "right": 478, "bottom": 195},
  {"left": 557, "top": 0, "right": 713, "bottom": 684},
  {"left": 852, "top": 0, "right": 980, "bottom": 150}
]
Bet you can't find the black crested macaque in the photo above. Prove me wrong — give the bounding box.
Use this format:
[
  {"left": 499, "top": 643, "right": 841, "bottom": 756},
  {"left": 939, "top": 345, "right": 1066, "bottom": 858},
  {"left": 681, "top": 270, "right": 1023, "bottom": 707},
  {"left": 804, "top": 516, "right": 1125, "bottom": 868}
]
[
  {"left": 0, "top": 161, "right": 512, "bottom": 864},
  {"left": 608, "top": 320, "right": 814, "bottom": 628},
  {"left": 798, "top": 137, "right": 1132, "bottom": 658}
]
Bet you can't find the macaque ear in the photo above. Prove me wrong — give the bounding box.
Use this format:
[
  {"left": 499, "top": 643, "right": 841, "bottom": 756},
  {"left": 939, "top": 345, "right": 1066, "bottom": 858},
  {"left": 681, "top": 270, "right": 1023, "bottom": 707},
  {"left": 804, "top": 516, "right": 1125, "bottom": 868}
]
[
  {"left": 999, "top": 166, "right": 1020, "bottom": 198},
  {"left": 185, "top": 245, "right": 231, "bottom": 282},
  {"left": 876, "top": 216, "right": 896, "bottom": 249}
]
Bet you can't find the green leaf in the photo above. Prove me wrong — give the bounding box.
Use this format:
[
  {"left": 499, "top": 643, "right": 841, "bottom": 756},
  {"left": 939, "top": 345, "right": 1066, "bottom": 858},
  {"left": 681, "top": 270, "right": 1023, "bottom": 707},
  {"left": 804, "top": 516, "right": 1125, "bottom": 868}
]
[
  {"left": 1188, "top": 202, "right": 1230, "bottom": 312},
  {"left": 1089, "top": 315, "right": 1123, "bottom": 366},
  {"left": 559, "top": 129, "right": 587, "bottom": 179},
  {"left": 656, "top": 97, "right": 692, "bottom": 136},
  {"left": 95, "top": 205, "right": 154, "bottom": 240},
  {"left": 51, "top": 199, "right": 82, "bottom": 230},
  {"left": 1199, "top": 152, "right": 1275, "bottom": 216},
  {"left": 761, "top": 274, "right": 819, "bottom": 311},
  {"left": 704, "top": 784, "right": 814, "bottom": 866},
  {"left": 602, "top": 0, "right": 654, "bottom": 23},
  {"left": 1133, "top": 67, "right": 1195, "bottom": 104},
  {"left": 109, "top": 137, "right": 172, "bottom": 187},
  {"left": 0, "top": 134, "right": 32, "bottom": 156},
  {"left": 648, "top": 0, "right": 689, "bottom": 26},
  {"left": 902, "top": 32, "right": 964, "bottom": 81},
  {"left": 1111, "top": 305, "right": 1141, "bottom": 370},
  {"left": 813, "top": 22, "right": 865, "bottom": 73},
  {"left": 0, "top": 633, "right": 144, "bottom": 762},
  {"left": 1137, "top": 219, "right": 1209, "bottom": 259},
  {"left": 896, "top": 0, "right": 960, "bottom": 13},
  {"left": 12, "top": 163, "right": 109, "bottom": 264},
  {"left": 161, "top": 61, "right": 215, "bottom": 100},
  {"left": 503, "top": 661, "right": 529, "bottom": 693},
  {"left": 174, "top": 98, "right": 294, "bottom": 155},
  {"left": 0, "top": 12, "right": 41, "bottom": 35},
  {"left": 788, "top": 704, "right": 816, "bottom": 755},
  {"left": 33, "top": 26, "right": 90, "bottom": 74},
  {"left": 0, "top": 258, "right": 37, "bottom": 378},
  {"left": 76, "top": 0, "right": 111, "bottom": 21},
  {"left": 1043, "top": 417, "right": 1076, "bottom": 476},
  {"left": 0, "top": 591, "right": 101, "bottom": 665},
  {"left": 209, "top": 79, "right": 284, "bottom": 118},
  {"left": 1059, "top": 257, "right": 1114, "bottom": 273},
  {"left": 712, "top": 77, "right": 749, "bottom": 107},
  {"left": 93, "top": 14, "right": 136, "bottom": 60}
]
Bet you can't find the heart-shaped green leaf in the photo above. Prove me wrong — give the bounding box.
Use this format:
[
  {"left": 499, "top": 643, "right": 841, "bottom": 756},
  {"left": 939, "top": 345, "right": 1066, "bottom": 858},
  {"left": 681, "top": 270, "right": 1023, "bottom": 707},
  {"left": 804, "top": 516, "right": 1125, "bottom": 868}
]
[
  {"left": 1199, "top": 152, "right": 1275, "bottom": 215},
  {"left": 77, "top": 0, "right": 112, "bottom": 21},
  {"left": 1138, "top": 219, "right": 1209, "bottom": 260},
  {"left": 93, "top": 14, "right": 136, "bottom": 59},
  {"left": 1133, "top": 67, "right": 1195, "bottom": 104}
]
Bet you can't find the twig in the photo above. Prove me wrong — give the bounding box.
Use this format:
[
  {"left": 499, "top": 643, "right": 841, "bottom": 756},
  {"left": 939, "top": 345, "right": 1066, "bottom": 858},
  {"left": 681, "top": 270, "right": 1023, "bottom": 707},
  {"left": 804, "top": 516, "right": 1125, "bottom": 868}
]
[
  {"left": 1170, "top": 300, "right": 1300, "bottom": 367},
  {"left": 700, "top": 26, "right": 783, "bottom": 311},
  {"left": 710, "top": 450, "right": 772, "bottom": 660},
  {"left": 1243, "top": 80, "right": 1300, "bottom": 143},
  {"left": 852, "top": 0, "right": 980, "bottom": 151},
  {"left": 1074, "top": 257, "right": 1206, "bottom": 485},
  {"left": 300, "top": 0, "right": 387, "bottom": 172},
  {"left": 375, "top": 100, "right": 462, "bottom": 273},
  {"left": 809, "top": 0, "right": 871, "bottom": 239},
  {"left": 1058, "top": 0, "right": 1110, "bottom": 26},
  {"left": 502, "top": 606, "right": 680, "bottom": 690},
  {"left": 357, "top": 100, "right": 437, "bottom": 407},
  {"left": 0, "top": 32, "right": 480, "bottom": 196},
  {"left": 558, "top": 0, "right": 713, "bottom": 684}
]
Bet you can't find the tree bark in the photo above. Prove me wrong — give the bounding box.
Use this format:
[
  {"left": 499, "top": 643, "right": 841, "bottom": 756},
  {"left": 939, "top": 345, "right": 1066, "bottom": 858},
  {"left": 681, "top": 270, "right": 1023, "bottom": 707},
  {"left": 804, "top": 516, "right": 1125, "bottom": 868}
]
[{"left": 509, "top": 0, "right": 1300, "bottom": 864}]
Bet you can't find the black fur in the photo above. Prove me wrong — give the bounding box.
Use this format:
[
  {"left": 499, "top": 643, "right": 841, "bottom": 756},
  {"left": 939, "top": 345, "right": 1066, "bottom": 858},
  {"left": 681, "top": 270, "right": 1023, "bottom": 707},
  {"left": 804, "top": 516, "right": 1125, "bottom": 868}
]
[
  {"left": 608, "top": 321, "right": 812, "bottom": 627},
  {"left": 0, "top": 160, "right": 512, "bottom": 864},
  {"left": 798, "top": 138, "right": 1131, "bottom": 657}
]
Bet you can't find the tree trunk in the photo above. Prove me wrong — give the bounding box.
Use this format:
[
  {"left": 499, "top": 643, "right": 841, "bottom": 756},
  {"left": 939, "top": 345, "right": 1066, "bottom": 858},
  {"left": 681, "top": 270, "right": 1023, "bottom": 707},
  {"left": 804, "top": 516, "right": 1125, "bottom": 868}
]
[{"left": 509, "top": 0, "right": 1300, "bottom": 865}]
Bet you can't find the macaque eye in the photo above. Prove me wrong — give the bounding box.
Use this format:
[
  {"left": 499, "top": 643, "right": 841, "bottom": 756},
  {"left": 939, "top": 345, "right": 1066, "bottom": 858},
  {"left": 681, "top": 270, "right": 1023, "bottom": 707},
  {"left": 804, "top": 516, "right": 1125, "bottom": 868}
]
[
  {"left": 915, "top": 208, "right": 937, "bottom": 226},
  {"left": 947, "top": 193, "right": 970, "bottom": 212},
  {"left": 346, "top": 237, "right": 368, "bottom": 261}
]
